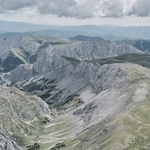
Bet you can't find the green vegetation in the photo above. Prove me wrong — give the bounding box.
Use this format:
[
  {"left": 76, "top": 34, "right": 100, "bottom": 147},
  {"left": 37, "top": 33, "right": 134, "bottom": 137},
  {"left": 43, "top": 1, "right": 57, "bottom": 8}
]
[
  {"left": 69, "top": 35, "right": 104, "bottom": 42},
  {"left": 89, "top": 53, "right": 150, "bottom": 69},
  {"left": 12, "top": 131, "right": 31, "bottom": 146},
  {"left": 40, "top": 117, "right": 50, "bottom": 124},
  {"left": 61, "top": 56, "right": 81, "bottom": 65},
  {"left": 0, "top": 46, "right": 37, "bottom": 72},
  {"left": 24, "top": 82, "right": 44, "bottom": 92},
  {"left": 38, "top": 42, "right": 62, "bottom": 50},
  {"left": 50, "top": 143, "right": 66, "bottom": 150},
  {"left": 52, "top": 94, "right": 80, "bottom": 109},
  {"left": 23, "top": 82, "right": 56, "bottom": 97},
  {"left": 29, "top": 54, "right": 37, "bottom": 64},
  {"left": 57, "top": 97, "right": 84, "bottom": 111},
  {"left": 1, "top": 55, "right": 24, "bottom": 72},
  {"left": 26, "top": 143, "right": 40, "bottom": 150}
]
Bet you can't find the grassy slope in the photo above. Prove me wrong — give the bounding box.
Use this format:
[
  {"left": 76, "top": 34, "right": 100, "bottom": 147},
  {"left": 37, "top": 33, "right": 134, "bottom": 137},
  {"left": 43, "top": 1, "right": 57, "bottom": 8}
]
[
  {"left": 62, "top": 63, "right": 150, "bottom": 150},
  {"left": 68, "top": 100, "right": 150, "bottom": 150}
]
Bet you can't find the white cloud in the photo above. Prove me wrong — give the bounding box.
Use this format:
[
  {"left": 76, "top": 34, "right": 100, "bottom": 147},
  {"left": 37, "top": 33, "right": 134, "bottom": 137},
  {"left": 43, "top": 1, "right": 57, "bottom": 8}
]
[{"left": 0, "top": 0, "right": 150, "bottom": 18}]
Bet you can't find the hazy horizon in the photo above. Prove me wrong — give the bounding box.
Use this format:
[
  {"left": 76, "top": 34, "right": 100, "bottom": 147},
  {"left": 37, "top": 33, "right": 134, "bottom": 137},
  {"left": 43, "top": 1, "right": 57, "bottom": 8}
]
[{"left": 1, "top": 19, "right": 150, "bottom": 27}]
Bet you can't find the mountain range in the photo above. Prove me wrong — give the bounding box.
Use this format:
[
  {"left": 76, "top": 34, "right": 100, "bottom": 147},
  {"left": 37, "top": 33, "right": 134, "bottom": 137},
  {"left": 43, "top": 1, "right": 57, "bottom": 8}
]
[
  {"left": 1, "top": 20, "right": 150, "bottom": 40},
  {"left": 1, "top": 31, "right": 150, "bottom": 150}
]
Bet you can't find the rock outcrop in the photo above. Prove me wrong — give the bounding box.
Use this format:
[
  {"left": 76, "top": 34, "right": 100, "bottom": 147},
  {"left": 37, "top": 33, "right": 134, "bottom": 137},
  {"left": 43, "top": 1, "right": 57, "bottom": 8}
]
[{"left": 0, "top": 133, "right": 22, "bottom": 150}]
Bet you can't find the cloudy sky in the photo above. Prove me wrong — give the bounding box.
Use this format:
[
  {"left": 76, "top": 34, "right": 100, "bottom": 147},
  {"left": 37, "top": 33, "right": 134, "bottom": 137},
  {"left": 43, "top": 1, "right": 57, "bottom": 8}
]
[{"left": 0, "top": 0, "right": 150, "bottom": 26}]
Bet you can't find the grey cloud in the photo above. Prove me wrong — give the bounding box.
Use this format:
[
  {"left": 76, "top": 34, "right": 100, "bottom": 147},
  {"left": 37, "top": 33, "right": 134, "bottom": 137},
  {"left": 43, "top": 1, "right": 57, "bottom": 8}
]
[
  {"left": 0, "top": 0, "right": 35, "bottom": 10},
  {"left": 36, "top": 0, "right": 126, "bottom": 18},
  {"left": 128, "top": 0, "right": 150, "bottom": 17},
  {"left": 37, "top": 0, "right": 77, "bottom": 17},
  {"left": 99, "top": 0, "right": 125, "bottom": 18},
  {"left": 0, "top": 0, "right": 150, "bottom": 18}
]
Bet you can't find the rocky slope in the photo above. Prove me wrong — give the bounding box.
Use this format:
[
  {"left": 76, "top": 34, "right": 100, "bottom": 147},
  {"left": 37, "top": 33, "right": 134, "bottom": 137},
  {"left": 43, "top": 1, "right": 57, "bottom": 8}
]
[
  {"left": 117, "top": 39, "right": 150, "bottom": 53},
  {"left": 0, "top": 85, "right": 52, "bottom": 150}
]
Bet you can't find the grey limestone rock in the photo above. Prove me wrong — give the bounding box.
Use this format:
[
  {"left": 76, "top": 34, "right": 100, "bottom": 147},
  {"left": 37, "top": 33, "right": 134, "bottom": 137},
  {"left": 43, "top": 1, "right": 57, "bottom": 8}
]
[{"left": 0, "top": 133, "right": 22, "bottom": 150}]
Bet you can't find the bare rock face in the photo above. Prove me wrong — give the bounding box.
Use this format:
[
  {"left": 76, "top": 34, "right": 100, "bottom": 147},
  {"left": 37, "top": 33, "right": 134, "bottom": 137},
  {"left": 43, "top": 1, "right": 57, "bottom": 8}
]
[{"left": 0, "top": 133, "right": 22, "bottom": 150}]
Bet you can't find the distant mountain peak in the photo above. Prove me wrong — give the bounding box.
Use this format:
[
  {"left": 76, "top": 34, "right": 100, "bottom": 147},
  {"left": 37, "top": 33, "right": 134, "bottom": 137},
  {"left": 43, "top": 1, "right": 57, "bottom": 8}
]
[{"left": 69, "top": 35, "right": 104, "bottom": 41}]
